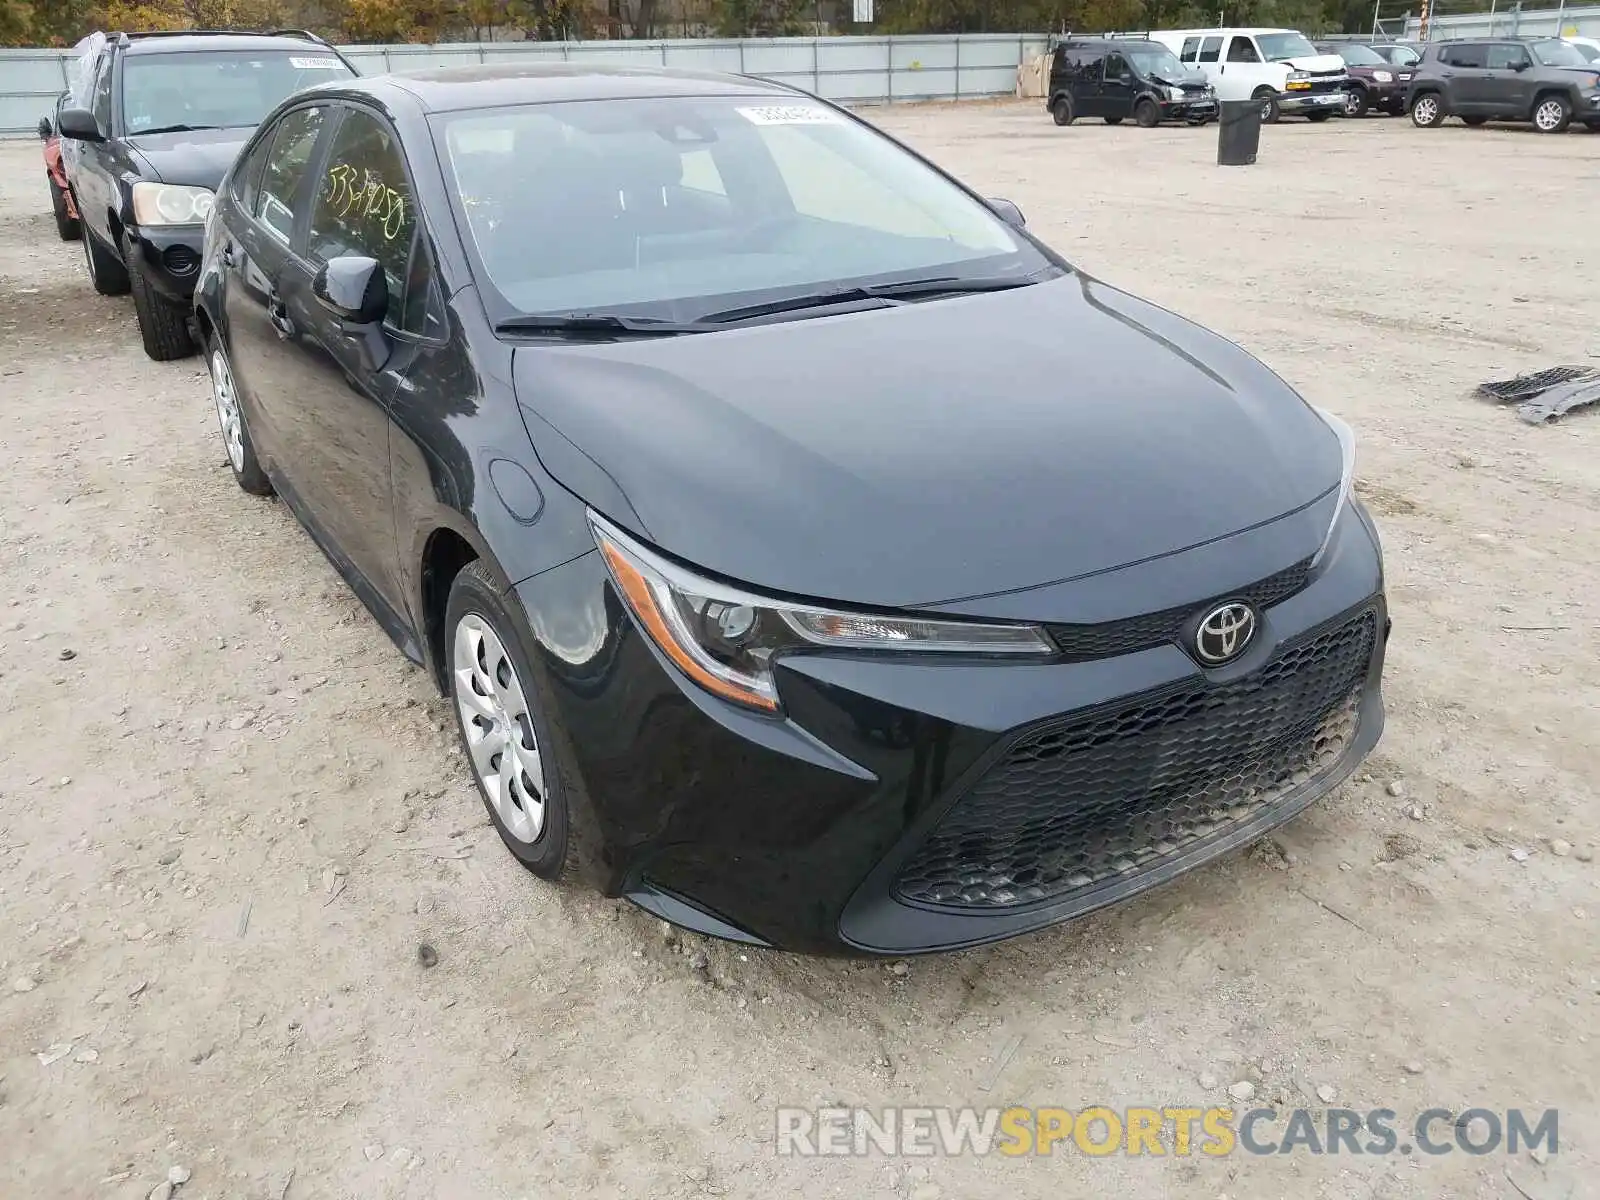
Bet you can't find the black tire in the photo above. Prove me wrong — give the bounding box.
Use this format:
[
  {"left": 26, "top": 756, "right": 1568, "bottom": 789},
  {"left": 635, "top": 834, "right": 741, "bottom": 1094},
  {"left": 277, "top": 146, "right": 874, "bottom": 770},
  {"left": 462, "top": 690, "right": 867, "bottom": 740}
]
[
  {"left": 205, "top": 333, "right": 272, "bottom": 496},
  {"left": 1051, "top": 95, "right": 1075, "bottom": 126},
  {"left": 1530, "top": 92, "right": 1572, "bottom": 134},
  {"left": 127, "top": 238, "right": 196, "bottom": 361},
  {"left": 1461, "top": 115, "right": 1488, "bottom": 126},
  {"left": 1104, "top": 115, "right": 1123, "bottom": 125},
  {"left": 1306, "top": 110, "right": 1334, "bottom": 122},
  {"left": 50, "top": 178, "right": 79, "bottom": 241},
  {"left": 446, "top": 560, "right": 583, "bottom": 882},
  {"left": 1134, "top": 98, "right": 1161, "bottom": 128},
  {"left": 82, "top": 225, "right": 130, "bottom": 296},
  {"left": 1344, "top": 86, "right": 1369, "bottom": 118},
  {"left": 1254, "top": 88, "right": 1281, "bottom": 124},
  {"left": 1410, "top": 91, "right": 1446, "bottom": 127}
]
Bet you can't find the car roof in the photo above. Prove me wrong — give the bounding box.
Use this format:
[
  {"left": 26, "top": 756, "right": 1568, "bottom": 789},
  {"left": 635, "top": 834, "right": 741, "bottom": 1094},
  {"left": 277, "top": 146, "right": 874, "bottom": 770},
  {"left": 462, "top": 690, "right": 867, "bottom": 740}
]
[
  {"left": 314, "top": 62, "right": 802, "bottom": 113},
  {"left": 1061, "top": 38, "right": 1161, "bottom": 49},
  {"left": 119, "top": 32, "right": 334, "bottom": 55}
]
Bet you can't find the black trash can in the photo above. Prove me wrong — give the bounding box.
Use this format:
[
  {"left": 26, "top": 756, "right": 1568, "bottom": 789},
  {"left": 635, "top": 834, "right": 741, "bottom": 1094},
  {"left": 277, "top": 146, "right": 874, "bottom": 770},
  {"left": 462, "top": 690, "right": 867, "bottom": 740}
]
[{"left": 1217, "top": 99, "right": 1262, "bottom": 166}]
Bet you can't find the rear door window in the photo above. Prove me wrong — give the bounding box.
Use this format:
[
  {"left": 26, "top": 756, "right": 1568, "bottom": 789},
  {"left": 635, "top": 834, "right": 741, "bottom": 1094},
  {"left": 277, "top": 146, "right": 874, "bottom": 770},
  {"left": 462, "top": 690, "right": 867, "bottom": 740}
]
[
  {"left": 1441, "top": 43, "right": 1488, "bottom": 68},
  {"left": 1485, "top": 43, "right": 1529, "bottom": 69},
  {"left": 1181, "top": 37, "right": 1201, "bottom": 62},
  {"left": 1198, "top": 37, "right": 1223, "bottom": 63}
]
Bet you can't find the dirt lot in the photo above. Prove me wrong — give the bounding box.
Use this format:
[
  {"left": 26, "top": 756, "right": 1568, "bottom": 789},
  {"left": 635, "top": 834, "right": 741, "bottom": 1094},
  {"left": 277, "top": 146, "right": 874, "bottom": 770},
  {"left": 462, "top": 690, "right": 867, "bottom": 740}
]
[{"left": 2, "top": 106, "right": 1597, "bottom": 1200}]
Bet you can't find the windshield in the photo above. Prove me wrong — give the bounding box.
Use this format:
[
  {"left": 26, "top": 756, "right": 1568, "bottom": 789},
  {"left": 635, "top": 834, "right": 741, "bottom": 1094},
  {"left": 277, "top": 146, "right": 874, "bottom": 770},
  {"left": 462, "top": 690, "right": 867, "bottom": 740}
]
[
  {"left": 436, "top": 96, "right": 1052, "bottom": 321},
  {"left": 1126, "top": 47, "right": 1189, "bottom": 78},
  {"left": 121, "top": 50, "right": 353, "bottom": 134},
  {"left": 1337, "top": 45, "right": 1387, "bottom": 65},
  {"left": 1532, "top": 39, "right": 1590, "bottom": 66},
  {"left": 1256, "top": 32, "right": 1318, "bottom": 62}
]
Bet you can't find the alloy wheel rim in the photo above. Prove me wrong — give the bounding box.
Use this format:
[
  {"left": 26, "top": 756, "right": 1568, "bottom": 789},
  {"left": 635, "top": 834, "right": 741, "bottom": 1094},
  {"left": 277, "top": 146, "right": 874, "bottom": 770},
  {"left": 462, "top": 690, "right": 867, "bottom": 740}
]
[
  {"left": 1415, "top": 97, "right": 1437, "bottom": 123},
  {"left": 1345, "top": 91, "right": 1362, "bottom": 116},
  {"left": 1535, "top": 100, "right": 1562, "bottom": 130},
  {"left": 210, "top": 349, "right": 245, "bottom": 472},
  {"left": 453, "top": 613, "right": 546, "bottom": 844}
]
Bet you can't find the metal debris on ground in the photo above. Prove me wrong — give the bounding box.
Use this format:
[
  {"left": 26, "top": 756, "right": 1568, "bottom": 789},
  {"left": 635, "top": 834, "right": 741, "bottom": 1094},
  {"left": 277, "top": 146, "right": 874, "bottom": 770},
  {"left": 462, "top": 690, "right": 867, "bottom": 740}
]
[{"left": 1477, "top": 366, "right": 1600, "bottom": 425}]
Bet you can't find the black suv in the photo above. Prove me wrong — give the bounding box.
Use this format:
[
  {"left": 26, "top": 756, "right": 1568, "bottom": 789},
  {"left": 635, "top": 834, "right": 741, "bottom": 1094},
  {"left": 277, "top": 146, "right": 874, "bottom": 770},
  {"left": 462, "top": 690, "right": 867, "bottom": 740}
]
[
  {"left": 58, "top": 30, "right": 358, "bottom": 360},
  {"left": 1406, "top": 37, "right": 1600, "bottom": 133},
  {"left": 1048, "top": 38, "right": 1217, "bottom": 127}
]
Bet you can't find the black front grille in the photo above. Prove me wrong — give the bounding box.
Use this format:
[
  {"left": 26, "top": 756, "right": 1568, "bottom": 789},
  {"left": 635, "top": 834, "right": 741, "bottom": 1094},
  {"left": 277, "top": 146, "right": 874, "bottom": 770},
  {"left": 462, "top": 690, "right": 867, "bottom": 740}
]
[
  {"left": 1046, "top": 558, "right": 1312, "bottom": 662},
  {"left": 894, "top": 609, "right": 1377, "bottom": 910}
]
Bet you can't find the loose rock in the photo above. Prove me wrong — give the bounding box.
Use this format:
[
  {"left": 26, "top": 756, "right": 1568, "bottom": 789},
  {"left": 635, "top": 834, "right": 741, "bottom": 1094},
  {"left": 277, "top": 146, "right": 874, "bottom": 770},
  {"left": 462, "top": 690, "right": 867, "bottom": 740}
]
[
  {"left": 1198, "top": 1071, "right": 1218, "bottom": 1089},
  {"left": 1510, "top": 848, "right": 1530, "bottom": 863},
  {"left": 1578, "top": 845, "right": 1595, "bottom": 863},
  {"left": 1549, "top": 838, "right": 1571, "bottom": 858},
  {"left": 11, "top": 976, "right": 37, "bottom": 993},
  {"left": 417, "top": 943, "right": 439, "bottom": 969},
  {"left": 167, "top": 1165, "right": 191, "bottom": 1186},
  {"left": 1402, "top": 1060, "right": 1424, "bottom": 1075},
  {"left": 1386, "top": 780, "right": 1405, "bottom": 797},
  {"left": 1227, "top": 1081, "right": 1256, "bottom": 1102},
  {"left": 363, "top": 1144, "right": 384, "bottom": 1162},
  {"left": 1315, "top": 1084, "right": 1336, "bottom": 1104}
]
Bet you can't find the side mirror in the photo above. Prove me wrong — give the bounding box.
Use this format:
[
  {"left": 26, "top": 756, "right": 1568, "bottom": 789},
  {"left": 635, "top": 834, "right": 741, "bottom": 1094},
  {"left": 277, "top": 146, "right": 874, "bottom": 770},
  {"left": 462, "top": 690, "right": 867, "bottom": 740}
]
[
  {"left": 38, "top": 116, "right": 53, "bottom": 141},
  {"left": 1512, "top": 59, "right": 1530, "bottom": 71},
  {"left": 313, "top": 255, "right": 390, "bottom": 372},
  {"left": 986, "top": 197, "right": 1026, "bottom": 229},
  {"left": 57, "top": 106, "right": 103, "bottom": 142}
]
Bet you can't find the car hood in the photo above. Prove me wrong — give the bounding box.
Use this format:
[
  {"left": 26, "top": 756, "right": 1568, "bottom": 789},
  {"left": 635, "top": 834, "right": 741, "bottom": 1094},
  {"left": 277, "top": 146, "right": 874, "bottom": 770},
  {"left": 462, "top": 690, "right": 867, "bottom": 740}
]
[
  {"left": 1151, "top": 69, "right": 1210, "bottom": 89},
  {"left": 124, "top": 126, "right": 252, "bottom": 189},
  {"left": 513, "top": 273, "right": 1341, "bottom": 610},
  {"left": 1284, "top": 53, "right": 1350, "bottom": 73}
]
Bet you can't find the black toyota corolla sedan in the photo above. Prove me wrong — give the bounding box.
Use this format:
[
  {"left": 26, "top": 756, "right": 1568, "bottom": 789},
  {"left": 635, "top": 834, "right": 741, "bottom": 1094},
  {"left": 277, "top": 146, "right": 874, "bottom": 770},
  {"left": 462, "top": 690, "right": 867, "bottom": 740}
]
[{"left": 195, "top": 64, "right": 1387, "bottom": 956}]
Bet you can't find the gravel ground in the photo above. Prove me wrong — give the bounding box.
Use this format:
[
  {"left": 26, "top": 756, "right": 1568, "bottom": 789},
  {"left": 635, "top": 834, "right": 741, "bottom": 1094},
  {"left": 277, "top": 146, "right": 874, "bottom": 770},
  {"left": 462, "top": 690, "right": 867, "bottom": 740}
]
[{"left": 1, "top": 106, "right": 1597, "bottom": 1200}]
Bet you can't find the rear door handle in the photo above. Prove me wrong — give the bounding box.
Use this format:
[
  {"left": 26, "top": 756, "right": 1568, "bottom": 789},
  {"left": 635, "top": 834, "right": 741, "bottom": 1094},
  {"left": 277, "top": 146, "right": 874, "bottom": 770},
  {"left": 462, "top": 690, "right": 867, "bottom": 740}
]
[
  {"left": 219, "top": 242, "right": 235, "bottom": 269},
  {"left": 266, "top": 294, "right": 293, "bottom": 339}
]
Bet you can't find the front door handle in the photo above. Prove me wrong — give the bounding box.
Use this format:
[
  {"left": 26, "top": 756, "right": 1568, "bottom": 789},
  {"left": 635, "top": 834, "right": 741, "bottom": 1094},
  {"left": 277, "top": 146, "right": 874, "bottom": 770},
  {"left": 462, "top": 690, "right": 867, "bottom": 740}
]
[{"left": 219, "top": 242, "right": 235, "bottom": 269}]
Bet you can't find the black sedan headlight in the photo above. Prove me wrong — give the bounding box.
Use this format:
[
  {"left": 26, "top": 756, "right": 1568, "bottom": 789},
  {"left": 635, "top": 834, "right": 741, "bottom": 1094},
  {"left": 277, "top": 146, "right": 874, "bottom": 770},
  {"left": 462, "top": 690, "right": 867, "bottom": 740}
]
[{"left": 590, "top": 513, "right": 1054, "bottom": 713}]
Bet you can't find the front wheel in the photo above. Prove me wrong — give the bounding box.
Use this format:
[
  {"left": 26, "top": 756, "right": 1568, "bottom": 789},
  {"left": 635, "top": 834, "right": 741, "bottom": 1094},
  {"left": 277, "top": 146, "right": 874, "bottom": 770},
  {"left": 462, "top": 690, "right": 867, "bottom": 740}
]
[
  {"left": 1344, "top": 86, "right": 1369, "bottom": 118},
  {"left": 1134, "top": 98, "right": 1161, "bottom": 128},
  {"left": 1532, "top": 94, "right": 1572, "bottom": 134},
  {"left": 127, "top": 239, "right": 196, "bottom": 361},
  {"left": 1254, "top": 89, "right": 1281, "bottom": 124},
  {"left": 1410, "top": 92, "right": 1445, "bottom": 127},
  {"left": 447, "top": 561, "right": 577, "bottom": 880},
  {"left": 1051, "top": 95, "right": 1075, "bottom": 126}
]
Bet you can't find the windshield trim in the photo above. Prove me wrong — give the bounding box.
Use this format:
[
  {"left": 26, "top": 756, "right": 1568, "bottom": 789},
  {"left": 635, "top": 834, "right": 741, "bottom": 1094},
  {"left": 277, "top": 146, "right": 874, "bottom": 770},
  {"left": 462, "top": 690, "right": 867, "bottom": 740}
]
[{"left": 428, "top": 97, "right": 1069, "bottom": 330}]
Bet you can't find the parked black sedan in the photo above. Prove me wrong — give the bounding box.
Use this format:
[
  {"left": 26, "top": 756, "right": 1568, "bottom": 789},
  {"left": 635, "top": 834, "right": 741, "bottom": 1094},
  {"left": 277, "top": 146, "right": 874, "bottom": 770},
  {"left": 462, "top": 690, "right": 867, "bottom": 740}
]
[{"left": 195, "top": 65, "right": 1388, "bottom": 956}]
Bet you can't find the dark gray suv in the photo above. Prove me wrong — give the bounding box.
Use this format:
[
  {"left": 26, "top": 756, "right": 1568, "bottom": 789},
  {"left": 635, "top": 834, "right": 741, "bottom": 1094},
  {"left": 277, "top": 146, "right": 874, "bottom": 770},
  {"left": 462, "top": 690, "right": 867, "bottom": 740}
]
[{"left": 1406, "top": 37, "right": 1600, "bottom": 132}]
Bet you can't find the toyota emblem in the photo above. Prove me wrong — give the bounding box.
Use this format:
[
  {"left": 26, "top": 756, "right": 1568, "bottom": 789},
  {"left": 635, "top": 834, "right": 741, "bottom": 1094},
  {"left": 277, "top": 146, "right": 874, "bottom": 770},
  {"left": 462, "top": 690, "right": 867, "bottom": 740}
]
[{"left": 1194, "top": 602, "right": 1257, "bottom": 665}]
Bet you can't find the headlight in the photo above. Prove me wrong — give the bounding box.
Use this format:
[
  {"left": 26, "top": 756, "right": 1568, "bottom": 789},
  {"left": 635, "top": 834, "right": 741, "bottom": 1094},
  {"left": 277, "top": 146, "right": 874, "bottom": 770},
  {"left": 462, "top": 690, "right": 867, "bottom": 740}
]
[
  {"left": 1287, "top": 69, "right": 1310, "bottom": 82},
  {"left": 590, "top": 513, "right": 1054, "bottom": 713},
  {"left": 1372, "top": 70, "right": 1394, "bottom": 82},
  {"left": 1168, "top": 86, "right": 1185, "bottom": 101},
  {"left": 131, "top": 182, "right": 214, "bottom": 226},
  {"left": 1309, "top": 407, "right": 1356, "bottom": 567}
]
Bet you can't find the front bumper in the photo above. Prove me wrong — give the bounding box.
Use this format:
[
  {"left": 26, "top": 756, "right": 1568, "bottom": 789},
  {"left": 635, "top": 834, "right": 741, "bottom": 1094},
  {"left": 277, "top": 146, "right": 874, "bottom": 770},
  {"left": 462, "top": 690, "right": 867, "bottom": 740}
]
[
  {"left": 1280, "top": 89, "right": 1348, "bottom": 114},
  {"left": 1163, "top": 96, "right": 1218, "bottom": 119},
  {"left": 125, "top": 223, "right": 204, "bottom": 302},
  {"left": 1361, "top": 81, "right": 1409, "bottom": 111},
  {"left": 512, "top": 500, "right": 1387, "bottom": 956}
]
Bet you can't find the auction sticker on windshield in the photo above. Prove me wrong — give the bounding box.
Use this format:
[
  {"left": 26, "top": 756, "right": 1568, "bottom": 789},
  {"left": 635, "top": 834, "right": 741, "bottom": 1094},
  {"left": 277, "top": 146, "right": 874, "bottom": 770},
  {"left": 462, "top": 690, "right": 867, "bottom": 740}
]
[
  {"left": 736, "top": 105, "right": 843, "bottom": 125},
  {"left": 290, "top": 57, "right": 345, "bottom": 69}
]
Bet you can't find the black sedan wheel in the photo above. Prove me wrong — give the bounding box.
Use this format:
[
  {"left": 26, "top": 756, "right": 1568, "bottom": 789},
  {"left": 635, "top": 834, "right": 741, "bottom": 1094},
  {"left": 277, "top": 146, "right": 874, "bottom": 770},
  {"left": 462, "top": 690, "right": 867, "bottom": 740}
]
[
  {"left": 207, "top": 336, "right": 272, "bottom": 496},
  {"left": 127, "top": 239, "right": 197, "bottom": 361},
  {"left": 447, "top": 561, "right": 574, "bottom": 880},
  {"left": 1134, "top": 98, "right": 1161, "bottom": 128}
]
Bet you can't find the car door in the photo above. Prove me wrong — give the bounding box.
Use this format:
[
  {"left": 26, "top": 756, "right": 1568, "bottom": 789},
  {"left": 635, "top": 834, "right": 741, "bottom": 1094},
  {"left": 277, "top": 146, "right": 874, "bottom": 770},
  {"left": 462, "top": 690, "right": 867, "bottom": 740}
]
[
  {"left": 1483, "top": 42, "right": 1533, "bottom": 114},
  {"left": 1440, "top": 43, "right": 1490, "bottom": 112},
  {"left": 1196, "top": 35, "right": 1233, "bottom": 95},
  {"left": 1220, "top": 34, "right": 1272, "bottom": 98},
  {"left": 1099, "top": 51, "right": 1137, "bottom": 120},
  {"left": 272, "top": 103, "right": 422, "bottom": 627},
  {"left": 220, "top": 103, "right": 335, "bottom": 474},
  {"left": 1069, "top": 51, "right": 1103, "bottom": 117},
  {"left": 71, "top": 50, "right": 117, "bottom": 246}
]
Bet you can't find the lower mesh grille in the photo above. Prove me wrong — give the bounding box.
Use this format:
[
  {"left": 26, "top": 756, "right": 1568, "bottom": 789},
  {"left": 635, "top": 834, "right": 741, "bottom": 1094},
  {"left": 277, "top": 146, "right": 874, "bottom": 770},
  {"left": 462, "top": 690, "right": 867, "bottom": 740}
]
[{"left": 894, "top": 609, "right": 1377, "bottom": 910}]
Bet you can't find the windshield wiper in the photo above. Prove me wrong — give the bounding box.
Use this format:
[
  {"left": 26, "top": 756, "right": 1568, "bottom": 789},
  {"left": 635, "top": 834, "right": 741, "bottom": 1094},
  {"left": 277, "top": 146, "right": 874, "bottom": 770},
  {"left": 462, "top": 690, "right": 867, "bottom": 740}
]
[
  {"left": 132, "top": 123, "right": 225, "bottom": 136},
  {"left": 696, "top": 275, "right": 1035, "bottom": 326},
  {"left": 494, "top": 313, "right": 710, "bottom": 338}
]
